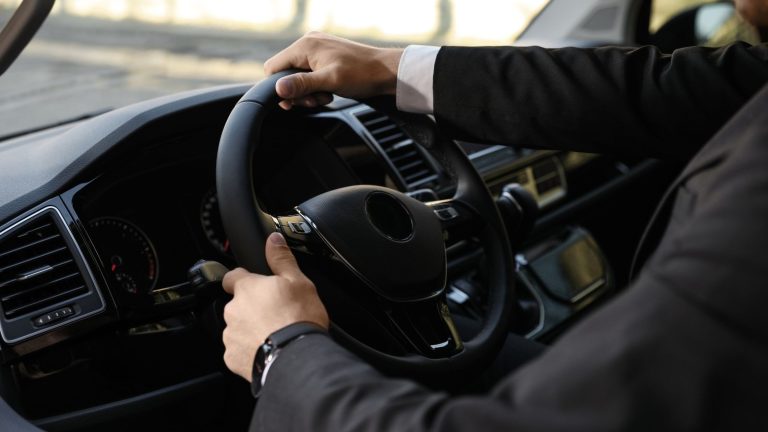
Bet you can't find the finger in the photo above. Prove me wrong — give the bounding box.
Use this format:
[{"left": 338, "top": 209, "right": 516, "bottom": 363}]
[
  {"left": 301, "top": 94, "right": 320, "bottom": 108},
  {"left": 275, "top": 70, "right": 333, "bottom": 100},
  {"left": 263, "top": 41, "right": 310, "bottom": 76},
  {"left": 284, "top": 94, "right": 319, "bottom": 108},
  {"left": 314, "top": 92, "right": 334, "bottom": 105},
  {"left": 278, "top": 92, "right": 334, "bottom": 111},
  {"left": 296, "top": 92, "right": 334, "bottom": 108},
  {"left": 222, "top": 268, "right": 250, "bottom": 295},
  {"left": 265, "top": 232, "right": 301, "bottom": 279}
]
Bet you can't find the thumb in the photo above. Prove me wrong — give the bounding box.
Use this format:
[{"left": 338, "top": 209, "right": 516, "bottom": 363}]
[
  {"left": 276, "top": 70, "right": 332, "bottom": 100},
  {"left": 265, "top": 232, "right": 301, "bottom": 278}
]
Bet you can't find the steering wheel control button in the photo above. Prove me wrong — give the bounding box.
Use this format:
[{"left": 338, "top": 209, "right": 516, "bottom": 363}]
[
  {"left": 273, "top": 215, "right": 326, "bottom": 255},
  {"left": 434, "top": 206, "right": 459, "bottom": 221},
  {"left": 288, "top": 221, "right": 311, "bottom": 234},
  {"left": 32, "top": 306, "right": 74, "bottom": 327},
  {"left": 430, "top": 339, "right": 451, "bottom": 350},
  {"left": 365, "top": 192, "right": 414, "bottom": 242}
]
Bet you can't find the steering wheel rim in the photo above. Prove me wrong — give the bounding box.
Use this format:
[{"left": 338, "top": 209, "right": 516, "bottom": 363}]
[{"left": 216, "top": 70, "right": 516, "bottom": 377}]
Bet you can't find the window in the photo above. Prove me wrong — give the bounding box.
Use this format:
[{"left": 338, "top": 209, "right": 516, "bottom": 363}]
[
  {"left": 0, "top": 0, "right": 550, "bottom": 138},
  {"left": 650, "top": 0, "right": 761, "bottom": 49}
]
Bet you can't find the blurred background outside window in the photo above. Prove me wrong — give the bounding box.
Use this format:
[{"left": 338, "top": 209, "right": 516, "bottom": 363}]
[{"left": 0, "top": 0, "right": 549, "bottom": 137}]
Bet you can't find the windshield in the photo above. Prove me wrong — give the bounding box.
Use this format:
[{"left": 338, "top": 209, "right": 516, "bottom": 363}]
[{"left": 0, "top": 0, "right": 549, "bottom": 139}]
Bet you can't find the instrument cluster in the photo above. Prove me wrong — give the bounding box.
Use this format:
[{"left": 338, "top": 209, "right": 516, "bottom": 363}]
[{"left": 84, "top": 186, "right": 232, "bottom": 297}]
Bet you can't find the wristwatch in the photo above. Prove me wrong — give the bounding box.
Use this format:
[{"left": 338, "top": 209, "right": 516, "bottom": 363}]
[{"left": 251, "top": 321, "right": 327, "bottom": 398}]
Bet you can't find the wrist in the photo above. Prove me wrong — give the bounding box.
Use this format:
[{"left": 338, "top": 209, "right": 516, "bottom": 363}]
[{"left": 374, "top": 48, "right": 403, "bottom": 96}]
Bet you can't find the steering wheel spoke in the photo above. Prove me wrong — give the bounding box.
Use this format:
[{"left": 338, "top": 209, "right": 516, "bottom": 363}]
[{"left": 385, "top": 297, "right": 463, "bottom": 358}]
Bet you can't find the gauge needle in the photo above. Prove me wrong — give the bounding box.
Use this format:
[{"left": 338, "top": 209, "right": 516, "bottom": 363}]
[
  {"left": 224, "top": 239, "right": 230, "bottom": 252},
  {"left": 111, "top": 263, "right": 117, "bottom": 272}
]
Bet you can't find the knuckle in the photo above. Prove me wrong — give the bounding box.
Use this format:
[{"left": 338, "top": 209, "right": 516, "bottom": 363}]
[
  {"left": 295, "top": 276, "right": 316, "bottom": 294},
  {"left": 325, "top": 68, "right": 341, "bottom": 88},
  {"left": 298, "top": 272, "right": 315, "bottom": 287},
  {"left": 233, "top": 278, "right": 248, "bottom": 292},
  {"left": 223, "top": 351, "right": 236, "bottom": 371},
  {"left": 293, "top": 76, "right": 307, "bottom": 94},
  {"left": 223, "top": 302, "right": 235, "bottom": 322}
]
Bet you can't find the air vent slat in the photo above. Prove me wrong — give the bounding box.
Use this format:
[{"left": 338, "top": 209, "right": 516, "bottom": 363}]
[
  {"left": 0, "top": 258, "right": 74, "bottom": 289},
  {"left": 530, "top": 157, "right": 565, "bottom": 199},
  {"left": 361, "top": 116, "right": 389, "bottom": 128},
  {"left": 355, "top": 110, "right": 437, "bottom": 190},
  {"left": 4, "top": 285, "right": 86, "bottom": 318},
  {"left": 409, "top": 174, "right": 439, "bottom": 188},
  {"left": 376, "top": 132, "right": 407, "bottom": 146},
  {"left": 17, "top": 222, "right": 54, "bottom": 239},
  {"left": 389, "top": 151, "right": 420, "bottom": 164},
  {"left": 385, "top": 139, "right": 415, "bottom": 152},
  {"left": 369, "top": 123, "right": 399, "bottom": 137},
  {"left": 0, "top": 233, "right": 61, "bottom": 261},
  {"left": 0, "top": 211, "right": 91, "bottom": 322},
  {"left": 533, "top": 159, "right": 557, "bottom": 178},
  {"left": 1, "top": 272, "right": 81, "bottom": 303},
  {"left": 399, "top": 160, "right": 427, "bottom": 172},
  {"left": 0, "top": 245, "right": 67, "bottom": 274},
  {"left": 404, "top": 169, "right": 432, "bottom": 182}
]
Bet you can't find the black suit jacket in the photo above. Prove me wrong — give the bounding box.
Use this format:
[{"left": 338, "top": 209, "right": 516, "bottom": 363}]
[{"left": 252, "top": 44, "right": 768, "bottom": 431}]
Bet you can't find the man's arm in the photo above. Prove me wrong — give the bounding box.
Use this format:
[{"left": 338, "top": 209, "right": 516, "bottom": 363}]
[
  {"left": 251, "top": 273, "right": 767, "bottom": 432},
  {"left": 264, "top": 33, "right": 768, "bottom": 160},
  {"left": 432, "top": 44, "right": 768, "bottom": 160}
]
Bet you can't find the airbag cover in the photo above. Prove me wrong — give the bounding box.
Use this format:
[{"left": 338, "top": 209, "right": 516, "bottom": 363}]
[{"left": 297, "top": 185, "right": 446, "bottom": 301}]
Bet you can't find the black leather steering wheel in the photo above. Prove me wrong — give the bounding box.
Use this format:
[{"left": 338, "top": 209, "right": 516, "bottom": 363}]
[{"left": 216, "top": 71, "right": 516, "bottom": 377}]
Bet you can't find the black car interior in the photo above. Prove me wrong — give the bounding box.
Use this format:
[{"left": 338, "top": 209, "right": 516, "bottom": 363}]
[
  {"left": 3, "top": 0, "right": 751, "bottom": 430},
  {"left": 0, "top": 77, "right": 682, "bottom": 431}
]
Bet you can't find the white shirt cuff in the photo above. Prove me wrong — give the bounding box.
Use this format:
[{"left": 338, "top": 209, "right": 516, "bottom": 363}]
[{"left": 396, "top": 45, "right": 439, "bottom": 114}]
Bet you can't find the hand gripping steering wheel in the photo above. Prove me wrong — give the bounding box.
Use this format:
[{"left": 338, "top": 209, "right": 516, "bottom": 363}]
[{"left": 216, "top": 71, "right": 516, "bottom": 377}]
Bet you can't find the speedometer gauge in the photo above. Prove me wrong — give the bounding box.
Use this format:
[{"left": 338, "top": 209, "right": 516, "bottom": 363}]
[
  {"left": 200, "top": 189, "right": 231, "bottom": 255},
  {"left": 88, "top": 217, "right": 159, "bottom": 295}
]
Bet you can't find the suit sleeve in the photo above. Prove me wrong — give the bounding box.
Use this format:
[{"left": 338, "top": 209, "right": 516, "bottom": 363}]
[
  {"left": 433, "top": 43, "right": 768, "bottom": 160},
  {"left": 251, "top": 274, "right": 767, "bottom": 431}
]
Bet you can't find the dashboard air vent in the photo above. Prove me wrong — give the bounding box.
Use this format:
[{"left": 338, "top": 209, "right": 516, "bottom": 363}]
[
  {"left": 501, "top": 156, "right": 566, "bottom": 209},
  {"left": 355, "top": 109, "right": 438, "bottom": 190},
  {"left": 0, "top": 206, "right": 106, "bottom": 344},
  {"left": 0, "top": 212, "right": 88, "bottom": 319},
  {"left": 532, "top": 158, "right": 563, "bottom": 196}
]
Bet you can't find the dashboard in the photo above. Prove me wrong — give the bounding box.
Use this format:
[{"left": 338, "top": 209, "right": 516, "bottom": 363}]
[{"left": 0, "top": 84, "right": 676, "bottom": 427}]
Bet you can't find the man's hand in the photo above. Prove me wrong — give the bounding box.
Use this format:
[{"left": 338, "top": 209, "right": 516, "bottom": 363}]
[
  {"left": 264, "top": 32, "right": 402, "bottom": 110},
  {"left": 221, "top": 232, "right": 329, "bottom": 382}
]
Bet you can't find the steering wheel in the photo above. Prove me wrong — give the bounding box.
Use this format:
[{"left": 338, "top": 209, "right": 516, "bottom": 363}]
[{"left": 216, "top": 70, "right": 516, "bottom": 377}]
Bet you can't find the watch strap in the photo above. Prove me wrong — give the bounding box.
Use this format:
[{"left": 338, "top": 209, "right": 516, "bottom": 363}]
[
  {"left": 268, "top": 321, "right": 327, "bottom": 348},
  {"left": 251, "top": 321, "right": 327, "bottom": 398}
]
